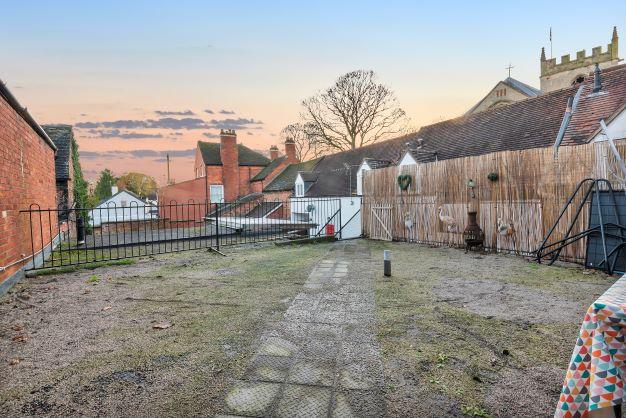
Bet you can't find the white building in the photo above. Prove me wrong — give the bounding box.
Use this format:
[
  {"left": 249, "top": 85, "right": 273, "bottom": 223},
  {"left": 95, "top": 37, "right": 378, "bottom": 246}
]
[{"left": 89, "top": 188, "right": 156, "bottom": 227}]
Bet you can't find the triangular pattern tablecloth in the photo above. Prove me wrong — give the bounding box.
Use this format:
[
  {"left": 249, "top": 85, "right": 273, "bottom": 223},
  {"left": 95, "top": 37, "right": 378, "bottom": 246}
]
[{"left": 555, "top": 275, "right": 626, "bottom": 417}]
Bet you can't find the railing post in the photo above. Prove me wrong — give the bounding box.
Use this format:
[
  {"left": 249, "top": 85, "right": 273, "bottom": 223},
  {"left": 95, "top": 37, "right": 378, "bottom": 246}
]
[{"left": 215, "top": 202, "right": 220, "bottom": 251}]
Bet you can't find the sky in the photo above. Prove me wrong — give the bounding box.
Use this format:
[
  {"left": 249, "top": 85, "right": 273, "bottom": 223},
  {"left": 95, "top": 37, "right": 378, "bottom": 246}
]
[{"left": 2, "top": 1, "right": 625, "bottom": 185}]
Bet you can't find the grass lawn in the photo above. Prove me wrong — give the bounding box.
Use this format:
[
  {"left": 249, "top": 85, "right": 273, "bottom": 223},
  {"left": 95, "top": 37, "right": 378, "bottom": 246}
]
[
  {"left": 0, "top": 242, "right": 330, "bottom": 416},
  {"left": 370, "top": 241, "right": 615, "bottom": 417}
]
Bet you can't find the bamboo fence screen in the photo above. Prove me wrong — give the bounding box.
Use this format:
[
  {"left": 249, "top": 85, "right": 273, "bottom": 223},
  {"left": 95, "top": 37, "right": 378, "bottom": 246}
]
[{"left": 361, "top": 141, "right": 626, "bottom": 263}]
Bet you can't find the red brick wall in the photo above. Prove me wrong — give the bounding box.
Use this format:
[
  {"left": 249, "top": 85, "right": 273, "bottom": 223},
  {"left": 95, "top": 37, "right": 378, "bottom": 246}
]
[
  {"left": 0, "top": 96, "right": 57, "bottom": 283},
  {"left": 220, "top": 131, "right": 239, "bottom": 202},
  {"left": 158, "top": 177, "right": 208, "bottom": 222}
]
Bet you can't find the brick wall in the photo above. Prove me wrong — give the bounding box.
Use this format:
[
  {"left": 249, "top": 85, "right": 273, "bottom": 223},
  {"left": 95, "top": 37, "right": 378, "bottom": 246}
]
[
  {"left": 158, "top": 177, "right": 208, "bottom": 222},
  {"left": 220, "top": 130, "right": 239, "bottom": 202},
  {"left": 0, "top": 96, "right": 57, "bottom": 283}
]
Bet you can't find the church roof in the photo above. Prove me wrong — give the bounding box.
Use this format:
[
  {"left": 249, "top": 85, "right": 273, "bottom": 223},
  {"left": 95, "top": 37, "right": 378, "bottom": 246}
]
[
  {"left": 502, "top": 77, "right": 540, "bottom": 97},
  {"left": 466, "top": 77, "right": 540, "bottom": 115}
]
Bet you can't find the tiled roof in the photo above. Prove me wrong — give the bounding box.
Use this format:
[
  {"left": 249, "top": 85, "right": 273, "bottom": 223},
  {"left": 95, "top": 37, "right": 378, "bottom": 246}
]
[
  {"left": 562, "top": 64, "right": 626, "bottom": 145},
  {"left": 251, "top": 156, "right": 286, "bottom": 181},
  {"left": 304, "top": 140, "right": 409, "bottom": 197},
  {"left": 409, "top": 84, "right": 578, "bottom": 163},
  {"left": 42, "top": 124, "right": 73, "bottom": 180},
  {"left": 263, "top": 158, "right": 322, "bottom": 192},
  {"left": 198, "top": 141, "right": 270, "bottom": 166}
]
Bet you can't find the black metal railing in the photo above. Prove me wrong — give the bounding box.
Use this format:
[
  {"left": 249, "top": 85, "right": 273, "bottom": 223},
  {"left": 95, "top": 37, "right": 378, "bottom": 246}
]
[{"left": 20, "top": 197, "right": 342, "bottom": 270}]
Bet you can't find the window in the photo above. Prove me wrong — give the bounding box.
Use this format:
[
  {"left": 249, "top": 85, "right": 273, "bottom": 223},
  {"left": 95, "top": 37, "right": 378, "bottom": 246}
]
[
  {"left": 210, "top": 185, "right": 224, "bottom": 203},
  {"left": 295, "top": 183, "right": 304, "bottom": 197}
]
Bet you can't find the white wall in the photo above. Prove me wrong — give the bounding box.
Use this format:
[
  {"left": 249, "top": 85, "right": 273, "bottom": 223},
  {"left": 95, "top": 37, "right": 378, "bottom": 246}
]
[
  {"left": 356, "top": 161, "right": 370, "bottom": 196},
  {"left": 89, "top": 191, "right": 156, "bottom": 227},
  {"left": 592, "top": 109, "right": 626, "bottom": 142},
  {"left": 398, "top": 152, "right": 418, "bottom": 167},
  {"left": 290, "top": 196, "right": 362, "bottom": 239}
]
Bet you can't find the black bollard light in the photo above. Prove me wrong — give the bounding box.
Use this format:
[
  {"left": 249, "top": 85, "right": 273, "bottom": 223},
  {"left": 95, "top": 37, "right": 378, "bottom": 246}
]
[
  {"left": 76, "top": 216, "right": 86, "bottom": 245},
  {"left": 383, "top": 250, "right": 391, "bottom": 277}
]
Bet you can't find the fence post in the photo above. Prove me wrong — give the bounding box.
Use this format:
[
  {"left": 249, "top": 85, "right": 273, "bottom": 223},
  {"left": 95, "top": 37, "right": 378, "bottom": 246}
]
[
  {"left": 215, "top": 202, "right": 220, "bottom": 251},
  {"left": 338, "top": 199, "right": 343, "bottom": 240}
]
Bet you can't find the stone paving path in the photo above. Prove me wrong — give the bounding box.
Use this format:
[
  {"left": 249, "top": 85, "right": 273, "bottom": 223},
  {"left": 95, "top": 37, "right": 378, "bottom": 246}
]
[{"left": 218, "top": 241, "right": 386, "bottom": 417}]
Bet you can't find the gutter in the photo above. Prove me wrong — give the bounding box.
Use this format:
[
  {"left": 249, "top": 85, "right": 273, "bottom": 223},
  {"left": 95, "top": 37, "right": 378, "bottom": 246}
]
[{"left": 0, "top": 79, "right": 56, "bottom": 151}]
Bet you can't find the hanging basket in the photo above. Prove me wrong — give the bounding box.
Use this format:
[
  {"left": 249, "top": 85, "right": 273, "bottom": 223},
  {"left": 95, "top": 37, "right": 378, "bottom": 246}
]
[
  {"left": 397, "top": 174, "right": 412, "bottom": 191},
  {"left": 487, "top": 172, "right": 499, "bottom": 182}
]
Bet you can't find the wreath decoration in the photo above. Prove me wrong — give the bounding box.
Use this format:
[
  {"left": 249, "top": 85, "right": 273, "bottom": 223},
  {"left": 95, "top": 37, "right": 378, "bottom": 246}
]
[{"left": 397, "top": 174, "right": 412, "bottom": 191}]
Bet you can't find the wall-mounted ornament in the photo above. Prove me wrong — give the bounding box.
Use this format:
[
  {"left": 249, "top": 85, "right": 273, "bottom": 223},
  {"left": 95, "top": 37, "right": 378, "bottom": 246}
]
[
  {"left": 487, "top": 172, "right": 499, "bottom": 182},
  {"left": 397, "top": 174, "right": 412, "bottom": 191},
  {"left": 467, "top": 178, "right": 476, "bottom": 198},
  {"left": 306, "top": 204, "right": 315, "bottom": 212}
]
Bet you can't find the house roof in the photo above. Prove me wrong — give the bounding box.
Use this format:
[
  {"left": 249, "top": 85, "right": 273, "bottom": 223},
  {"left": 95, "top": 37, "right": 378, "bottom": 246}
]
[
  {"left": 43, "top": 124, "right": 73, "bottom": 181},
  {"left": 197, "top": 141, "right": 270, "bottom": 166},
  {"left": 263, "top": 158, "right": 322, "bottom": 192},
  {"left": 408, "top": 83, "right": 579, "bottom": 163},
  {"left": 298, "top": 172, "right": 319, "bottom": 182},
  {"left": 96, "top": 189, "right": 151, "bottom": 208},
  {"left": 251, "top": 156, "right": 287, "bottom": 182},
  {"left": 303, "top": 140, "right": 410, "bottom": 197},
  {"left": 0, "top": 79, "right": 55, "bottom": 150},
  {"left": 562, "top": 64, "right": 626, "bottom": 145}
]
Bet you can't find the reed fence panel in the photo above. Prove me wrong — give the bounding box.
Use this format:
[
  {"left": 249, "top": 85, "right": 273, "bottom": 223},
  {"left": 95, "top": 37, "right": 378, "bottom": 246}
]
[{"left": 362, "top": 141, "right": 626, "bottom": 263}]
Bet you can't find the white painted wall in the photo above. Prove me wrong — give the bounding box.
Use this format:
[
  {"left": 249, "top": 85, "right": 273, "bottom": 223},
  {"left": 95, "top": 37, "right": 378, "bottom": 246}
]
[
  {"left": 398, "top": 151, "right": 418, "bottom": 166},
  {"left": 592, "top": 108, "right": 626, "bottom": 142},
  {"left": 89, "top": 191, "right": 156, "bottom": 227},
  {"left": 356, "top": 161, "right": 371, "bottom": 196},
  {"left": 295, "top": 173, "right": 305, "bottom": 197},
  {"left": 290, "top": 196, "right": 362, "bottom": 239}
]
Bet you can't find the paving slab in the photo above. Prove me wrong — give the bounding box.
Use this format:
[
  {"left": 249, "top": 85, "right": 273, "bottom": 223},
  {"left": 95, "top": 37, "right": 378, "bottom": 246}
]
[{"left": 219, "top": 241, "right": 386, "bottom": 417}]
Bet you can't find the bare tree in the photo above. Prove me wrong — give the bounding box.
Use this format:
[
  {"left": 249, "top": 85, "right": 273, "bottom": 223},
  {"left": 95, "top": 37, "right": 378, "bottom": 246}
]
[
  {"left": 280, "top": 123, "right": 325, "bottom": 161},
  {"left": 301, "top": 70, "right": 407, "bottom": 151}
]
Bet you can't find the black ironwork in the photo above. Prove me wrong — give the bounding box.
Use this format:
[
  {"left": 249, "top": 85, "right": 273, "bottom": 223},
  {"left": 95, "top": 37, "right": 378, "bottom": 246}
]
[
  {"left": 536, "top": 178, "right": 626, "bottom": 274},
  {"left": 20, "top": 197, "right": 342, "bottom": 271}
]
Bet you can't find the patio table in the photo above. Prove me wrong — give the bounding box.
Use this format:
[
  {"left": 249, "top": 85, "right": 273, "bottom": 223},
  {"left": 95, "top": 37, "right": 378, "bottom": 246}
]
[{"left": 555, "top": 274, "right": 626, "bottom": 418}]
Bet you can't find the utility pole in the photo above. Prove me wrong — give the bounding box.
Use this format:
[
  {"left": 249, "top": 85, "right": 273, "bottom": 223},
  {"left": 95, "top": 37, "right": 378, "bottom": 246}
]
[{"left": 166, "top": 153, "right": 171, "bottom": 185}]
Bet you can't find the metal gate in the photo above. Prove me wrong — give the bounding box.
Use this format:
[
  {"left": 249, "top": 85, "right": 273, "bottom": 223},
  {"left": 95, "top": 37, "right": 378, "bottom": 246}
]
[
  {"left": 21, "top": 198, "right": 341, "bottom": 271},
  {"left": 369, "top": 205, "right": 393, "bottom": 241}
]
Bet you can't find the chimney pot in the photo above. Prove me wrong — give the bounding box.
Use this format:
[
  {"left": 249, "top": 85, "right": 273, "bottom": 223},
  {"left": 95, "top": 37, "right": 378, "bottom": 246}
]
[
  {"left": 593, "top": 63, "right": 602, "bottom": 93},
  {"left": 270, "top": 145, "right": 279, "bottom": 160}
]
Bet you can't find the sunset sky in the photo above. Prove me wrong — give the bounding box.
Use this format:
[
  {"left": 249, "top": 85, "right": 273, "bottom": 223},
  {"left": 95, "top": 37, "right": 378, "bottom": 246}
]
[{"left": 2, "top": 1, "right": 624, "bottom": 184}]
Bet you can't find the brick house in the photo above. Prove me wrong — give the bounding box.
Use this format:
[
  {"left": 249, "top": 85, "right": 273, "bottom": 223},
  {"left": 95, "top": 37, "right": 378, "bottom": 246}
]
[
  {"left": 0, "top": 81, "right": 57, "bottom": 290},
  {"left": 158, "top": 129, "right": 299, "bottom": 220}
]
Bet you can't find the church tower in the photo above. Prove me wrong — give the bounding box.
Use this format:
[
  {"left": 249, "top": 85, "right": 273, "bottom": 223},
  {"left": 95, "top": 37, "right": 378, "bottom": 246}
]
[{"left": 540, "top": 27, "right": 621, "bottom": 93}]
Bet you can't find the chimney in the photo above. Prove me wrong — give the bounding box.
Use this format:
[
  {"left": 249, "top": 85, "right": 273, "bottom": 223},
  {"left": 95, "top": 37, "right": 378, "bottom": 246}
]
[
  {"left": 270, "top": 145, "right": 279, "bottom": 160},
  {"left": 219, "top": 129, "right": 239, "bottom": 202},
  {"left": 111, "top": 185, "right": 119, "bottom": 195},
  {"left": 284, "top": 138, "right": 298, "bottom": 163},
  {"left": 593, "top": 63, "right": 602, "bottom": 93}
]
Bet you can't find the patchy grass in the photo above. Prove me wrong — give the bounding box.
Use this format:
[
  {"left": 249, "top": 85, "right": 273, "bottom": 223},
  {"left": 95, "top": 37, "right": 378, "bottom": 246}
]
[
  {"left": 0, "top": 242, "right": 330, "bottom": 416},
  {"left": 371, "top": 241, "right": 614, "bottom": 417}
]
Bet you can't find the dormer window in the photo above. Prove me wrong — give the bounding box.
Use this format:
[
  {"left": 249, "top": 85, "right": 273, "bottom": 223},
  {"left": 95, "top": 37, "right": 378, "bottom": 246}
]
[{"left": 296, "top": 183, "right": 304, "bottom": 197}]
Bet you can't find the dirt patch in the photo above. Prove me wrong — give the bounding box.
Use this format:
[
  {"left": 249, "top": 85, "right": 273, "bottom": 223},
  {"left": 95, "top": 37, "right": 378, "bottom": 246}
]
[
  {"left": 433, "top": 277, "right": 586, "bottom": 323},
  {"left": 485, "top": 365, "right": 564, "bottom": 417}
]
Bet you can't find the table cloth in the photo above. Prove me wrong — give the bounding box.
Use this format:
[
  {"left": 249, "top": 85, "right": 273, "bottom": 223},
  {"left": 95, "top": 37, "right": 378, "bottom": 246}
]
[{"left": 555, "top": 275, "right": 626, "bottom": 417}]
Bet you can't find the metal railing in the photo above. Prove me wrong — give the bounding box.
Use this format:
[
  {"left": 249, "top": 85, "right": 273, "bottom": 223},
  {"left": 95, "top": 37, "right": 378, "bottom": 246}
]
[{"left": 20, "top": 198, "right": 342, "bottom": 270}]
